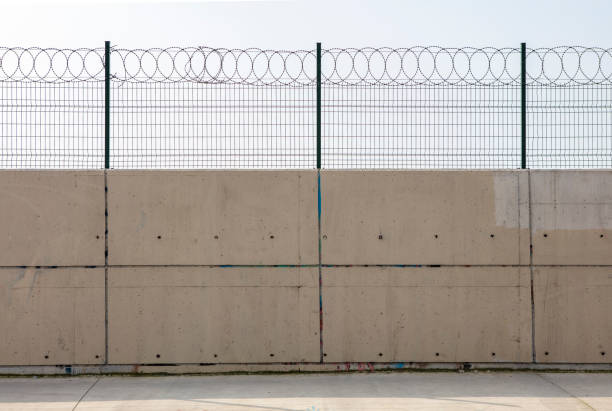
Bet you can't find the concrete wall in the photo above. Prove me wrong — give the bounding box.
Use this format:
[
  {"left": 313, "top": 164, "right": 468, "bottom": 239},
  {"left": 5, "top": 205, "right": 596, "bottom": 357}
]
[
  {"left": 531, "top": 171, "right": 612, "bottom": 265},
  {"left": 323, "top": 266, "right": 532, "bottom": 363},
  {"left": 108, "top": 171, "right": 318, "bottom": 265},
  {"left": 320, "top": 171, "right": 530, "bottom": 265},
  {"left": 0, "top": 169, "right": 610, "bottom": 368},
  {"left": 533, "top": 267, "right": 612, "bottom": 363},
  {"left": 0, "top": 171, "right": 105, "bottom": 266},
  {"left": 108, "top": 266, "right": 319, "bottom": 364},
  {"left": 0, "top": 268, "right": 105, "bottom": 365}
]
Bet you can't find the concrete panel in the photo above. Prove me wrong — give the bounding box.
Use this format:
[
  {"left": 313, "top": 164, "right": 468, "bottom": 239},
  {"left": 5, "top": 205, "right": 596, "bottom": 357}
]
[
  {"left": 531, "top": 171, "right": 612, "bottom": 265},
  {"left": 0, "top": 268, "right": 105, "bottom": 365},
  {"left": 108, "top": 266, "right": 320, "bottom": 364},
  {"left": 534, "top": 267, "right": 612, "bottom": 363},
  {"left": 322, "top": 266, "right": 532, "bottom": 363},
  {"left": 321, "top": 170, "right": 529, "bottom": 265},
  {"left": 0, "top": 171, "right": 105, "bottom": 266},
  {"left": 108, "top": 171, "right": 318, "bottom": 265}
]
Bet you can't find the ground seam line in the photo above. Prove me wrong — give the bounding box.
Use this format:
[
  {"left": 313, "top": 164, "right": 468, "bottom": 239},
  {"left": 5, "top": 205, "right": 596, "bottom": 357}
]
[
  {"left": 72, "top": 376, "right": 101, "bottom": 411},
  {"left": 536, "top": 373, "right": 596, "bottom": 411}
]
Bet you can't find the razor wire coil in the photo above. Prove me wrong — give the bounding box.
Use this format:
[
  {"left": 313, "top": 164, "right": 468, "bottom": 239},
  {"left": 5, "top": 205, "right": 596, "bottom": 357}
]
[{"left": 2, "top": 45, "right": 611, "bottom": 85}]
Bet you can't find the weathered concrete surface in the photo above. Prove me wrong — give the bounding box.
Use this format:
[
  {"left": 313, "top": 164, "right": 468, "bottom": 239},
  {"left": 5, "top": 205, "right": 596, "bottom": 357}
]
[
  {"left": 531, "top": 170, "right": 612, "bottom": 265},
  {"left": 322, "top": 266, "right": 532, "bottom": 363},
  {"left": 2, "top": 373, "right": 612, "bottom": 410},
  {"left": 0, "top": 268, "right": 105, "bottom": 366},
  {"left": 534, "top": 266, "right": 612, "bottom": 363},
  {"left": 107, "top": 170, "right": 318, "bottom": 265},
  {"left": 2, "top": 169, "right": 612, "bottom": 369},
  {"left": 0, "top": 171, "right": 105, "bottom": 266},
  {"left": 108, "top": 266, "right": 319, "bottom": 364},
  {"left": 321, "top": 170, "right": 529, "bottom": 265}
]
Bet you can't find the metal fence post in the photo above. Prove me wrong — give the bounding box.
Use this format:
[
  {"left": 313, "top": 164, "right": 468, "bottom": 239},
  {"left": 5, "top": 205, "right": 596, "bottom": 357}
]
[
  {"left": 521, "top": 42, "right": 527, "bottom": 169},
  {"left": 105, "top": 41, "right": 111, "bottom": 169},
  {"left": 316, "top": 42, "right": 322, "bottom": 169}
]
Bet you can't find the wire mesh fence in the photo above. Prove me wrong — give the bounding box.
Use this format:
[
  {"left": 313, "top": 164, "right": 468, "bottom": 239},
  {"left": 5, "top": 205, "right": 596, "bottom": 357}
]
[
  {"left": 0, "top": 44, "right": 610, "bottom": 169},
  {"left": 527, "top": 47, "right": 612, "bottom": 168},
  {"left": 0, "top": 48, "right": 105, "bottom": 168},
  {"left": 321, "top": 47, "right": 522, "bottom": 168},
  {"left": 108, "top": 47, "right": 316, "bottom": 169}
]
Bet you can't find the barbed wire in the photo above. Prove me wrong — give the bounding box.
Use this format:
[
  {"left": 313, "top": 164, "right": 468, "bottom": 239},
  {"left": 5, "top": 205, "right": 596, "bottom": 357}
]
[{"left": 1, "top": 45, "right": 611, "bottom": 85}]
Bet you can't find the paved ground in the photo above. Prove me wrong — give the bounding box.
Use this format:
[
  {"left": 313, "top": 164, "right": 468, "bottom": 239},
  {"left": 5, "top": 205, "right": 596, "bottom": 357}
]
[{"left": 1, "top": 372, "right": 611, "bottom": 410}]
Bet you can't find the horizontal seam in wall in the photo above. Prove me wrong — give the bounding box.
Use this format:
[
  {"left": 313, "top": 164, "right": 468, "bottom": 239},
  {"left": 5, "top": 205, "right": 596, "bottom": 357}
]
[{"left": 1, "top": 262, "right": 606, "bottom": 272}]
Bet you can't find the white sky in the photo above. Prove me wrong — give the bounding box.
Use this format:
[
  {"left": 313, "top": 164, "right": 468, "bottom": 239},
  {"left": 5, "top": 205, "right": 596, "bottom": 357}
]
[{"left": 1, "top": 0, "right": 610, "bottom": 50}]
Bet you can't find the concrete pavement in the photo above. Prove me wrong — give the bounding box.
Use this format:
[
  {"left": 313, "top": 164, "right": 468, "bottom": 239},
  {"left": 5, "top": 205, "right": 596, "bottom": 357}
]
[{"left": 1, "top": 372, "right": 611, "bottom": 410}]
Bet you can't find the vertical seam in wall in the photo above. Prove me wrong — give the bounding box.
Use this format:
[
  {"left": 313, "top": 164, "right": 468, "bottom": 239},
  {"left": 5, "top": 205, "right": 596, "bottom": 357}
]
[
  {"left": 517, "top": 172, "right": 521, "bottom": 266},
  {"left": 528, "top": 170, "right": 536, "bottom": 363},
  {"left": 318, "top": 170, "right": 323, "bottom": 363},
  {"left": 104, "top": 170, "right": 109, "bottom": 365},
  {"left": 516, "top": 171, "right": 523, "bottom": 360}
]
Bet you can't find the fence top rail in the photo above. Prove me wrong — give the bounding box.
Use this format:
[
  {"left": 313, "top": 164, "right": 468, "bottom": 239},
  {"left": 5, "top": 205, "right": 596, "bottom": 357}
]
[{"left": 1, "top": 45, "right": 611, "bottom": 85}]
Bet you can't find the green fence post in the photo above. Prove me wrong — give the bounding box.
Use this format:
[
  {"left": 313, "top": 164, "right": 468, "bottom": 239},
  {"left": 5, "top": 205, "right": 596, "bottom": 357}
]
[
  {"left": 104, "top": 41, "right": 111, "bottom": 169},
  {"left": 316, "top": 42, "right": 321, "bottom": 169},
  {"left": 521, "top": 42, "right": 527, "bottom": 169}
]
